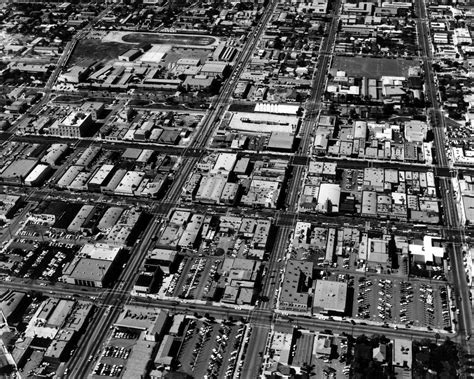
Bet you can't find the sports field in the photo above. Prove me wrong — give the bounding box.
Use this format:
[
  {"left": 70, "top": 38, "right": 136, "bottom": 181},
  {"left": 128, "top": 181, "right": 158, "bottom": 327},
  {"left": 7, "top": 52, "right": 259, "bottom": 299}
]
[
  {"left": 122, "top": 33, "right": 216, "bottom": 46},
  {"left": 70, "top": 39, "right": 129, "bottom": 64},
  {"left": 333, "top": 56, "right": 418, "bottom": 77}
]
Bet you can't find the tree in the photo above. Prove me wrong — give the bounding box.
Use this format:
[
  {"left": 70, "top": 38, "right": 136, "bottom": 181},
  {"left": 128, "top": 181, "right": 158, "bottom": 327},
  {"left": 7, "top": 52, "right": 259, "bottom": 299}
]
[
  {"left": 383, "top": 103, "right": 394, "bottom": 116},
  {"left": 300, "top": 362, "right": 316, "bottom": 378}
]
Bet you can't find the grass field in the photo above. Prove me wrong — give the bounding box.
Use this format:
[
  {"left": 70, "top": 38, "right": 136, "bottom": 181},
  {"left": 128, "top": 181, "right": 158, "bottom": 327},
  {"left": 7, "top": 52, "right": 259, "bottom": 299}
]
[
  {"left": 122, "top": 33, "right": 216, "bottom": 46},
  {"left": 70, "top": 39, "right": 129, "bottom": 64},
  {"left": 333, "top": 56, "right": 418, "bottom": 77}
]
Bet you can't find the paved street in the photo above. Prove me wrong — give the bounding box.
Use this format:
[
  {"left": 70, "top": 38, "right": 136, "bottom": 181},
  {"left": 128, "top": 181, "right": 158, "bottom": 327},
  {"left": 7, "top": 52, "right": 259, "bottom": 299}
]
[{"left": 415, "top": 0, "right": 473, "bottom": 360}]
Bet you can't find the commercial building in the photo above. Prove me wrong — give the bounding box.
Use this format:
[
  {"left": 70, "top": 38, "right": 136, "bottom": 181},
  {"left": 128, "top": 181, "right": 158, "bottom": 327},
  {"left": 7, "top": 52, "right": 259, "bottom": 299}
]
[
  {"left": 134, "top": 274, "right": 155, "bottom": 294},
  {"left": 267, "top": 132, "right": 295, "bottom": 152},
  {"left": 67, "top": 205, "right": 95, "bottom": 233},
  {"left": 0, "top": 194, "right": 20, "bottom": 221},
  {"left": 227, "top": 111, "right": 298, "bottom": 134},
  {"left": 145, "top": 249, "right": 177, "bottom": 274},
  {"left": 154, "top": 334, "right": 175, "bottom": 368},
  {"left": 114, "top": 171, "right": 145, "bottom": 196},
  {"left": 221, "top": 258, "right": 261, "bottom": 305},
  {"left": 97, "top": 207, "right": 124, "bottom": 233},
  {"left": 65, "top": 258, "right": 113, "bottom": 288},
  {"left": 114, "top": 306, "right": 168, "bottom": 342},
  {"left": 24, "top": 164, "right": 51, "bottom": 186},
  {"left": 211, "top": 153, "right": 237, "bottom": 175},
  {"left": 102, "top": 169, "right": 127, "bottom": 194},
  {"left": 404, "top": 120, "right": 428, "bottom": 143},
  {"left": 241, "top": 179, "right": 281, "bottom": 209},
  {"left": 56, "top": 111, "right": 93, "bottom": 138},
  {"left": 76, "top": 146, "right": 101, "bottom": 167},
  {"left": 68, "top": 171, "right": 91, "bottom": 191},
  {"left": 220, "top": 182, "right": 240, "bottom": 204},
  {"left": 41, "top": 144, "right": 68, "bottom": 166},
  {"left": 63, "top": 243, "right": 123, "bottom": 287},
  {"left": 25, "top": 298, "right": 75, "bottom": 339},
  {"left": 51, "top": 161, "right": 73, "bottom": 188},
  {"left": 393, "top": 338, "right": 412, "bottom": 370},
  {"left": 195, "top": 174, "right": 227, "bottom": 204},
  {"left": 313, "top": 280, "right": 347, "bottom": 314},
  {"left": 0, "top": 158, "right": 38, "bottom": 184},
  {"left": 87, "top": 164, "right": 115, "bottom": 192},
  {"left": 0, "top": 290, "right": 27, "bottom": 322},
  {"left": 80, "top": 101, "right": 105, "bottom": 120},
  {"left": 314, "top": 333, "right": 334, "bottom": 358},
  {"left": 279, "top": 260, "right": 313, "bottom": 312},
  {"left": 178, "top": 214, "right": 204, "bottom": 249}
]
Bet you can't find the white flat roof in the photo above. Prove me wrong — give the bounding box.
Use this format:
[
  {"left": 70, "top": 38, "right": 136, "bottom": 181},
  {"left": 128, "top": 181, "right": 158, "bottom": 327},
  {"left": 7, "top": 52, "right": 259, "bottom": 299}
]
[
  {"left": 211, "top": 153, "right": 237, "bottom": 174},
  {"left": 254, "top": 103, "right": 299, "bottom": 115},
  {"left": 89, "top": 164, "right": 114, "bottom": 186},
  {"left": 139, "top": 45, "right": 170, "bottom": 64},
  {"left": 24, "top": 164, "right": 49, "bottom": 183},
  {"left": 62, "top": 111, "right": 91, "bottom": 127},
  {"left": 80, "top": 243, "right": 121, "bottom": 261},
  {"left": 313, "top": 280, "right": 347, "bottom": 313},
  {"left": 115, "top": 171, "right": 145, "bottom": 195},
  {"left": 228, "top": 111, "right": 298, "bottom": 134}
]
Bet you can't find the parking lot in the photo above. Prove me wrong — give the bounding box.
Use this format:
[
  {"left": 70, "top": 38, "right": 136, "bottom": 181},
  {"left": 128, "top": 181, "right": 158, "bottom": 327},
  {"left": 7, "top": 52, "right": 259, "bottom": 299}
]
[
  {"left": 172, "top": 257, "right": 222, "bottom": 301},
  {"left": 3, "top": 239, "right": 79, "bottom": 281},
  {"left": 353, "top": 275, "right": 453, "bottom": 331},
  {"left": 91, "top": 329, "right": 140, "bottom": 378},
  {"left": 177, "top": 318, "right": 247, "bottom": 379}
]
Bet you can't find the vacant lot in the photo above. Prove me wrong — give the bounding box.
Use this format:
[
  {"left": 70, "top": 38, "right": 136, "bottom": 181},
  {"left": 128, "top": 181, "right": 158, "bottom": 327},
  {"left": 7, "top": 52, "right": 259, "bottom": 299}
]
[
  {"left": 333, "top": 56, "right": 417, "bottom": 77},
  {"left": 70, "top": 39, "right": 129, "bottom": 64}
]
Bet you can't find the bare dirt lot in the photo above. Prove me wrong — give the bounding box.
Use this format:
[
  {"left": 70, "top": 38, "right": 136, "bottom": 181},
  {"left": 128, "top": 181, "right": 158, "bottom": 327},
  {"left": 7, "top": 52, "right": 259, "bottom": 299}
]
[{"left": 333, "top": 56, "right": 418, "bottom": 78}]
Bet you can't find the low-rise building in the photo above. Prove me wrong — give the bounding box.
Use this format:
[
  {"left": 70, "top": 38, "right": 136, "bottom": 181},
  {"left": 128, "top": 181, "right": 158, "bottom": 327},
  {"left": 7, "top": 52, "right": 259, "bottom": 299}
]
[
  {"left": 55, "top": 111, "right": 93, "bottom": 138},
  {"left": 313, "top": 280, "right": 347, "bottom": 314},
  {"left": 24, "top": 164, "right": 51, "bottom": 186},
  {"left": 279, "top": 260, "right": 313, "bottom": 312}
]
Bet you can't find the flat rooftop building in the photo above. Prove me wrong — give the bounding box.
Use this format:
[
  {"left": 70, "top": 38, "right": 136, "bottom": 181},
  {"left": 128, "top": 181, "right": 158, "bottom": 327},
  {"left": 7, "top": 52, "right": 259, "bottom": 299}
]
[
  {"left": 58, "top": 111, "right": 93, "bottom": 138},
  {"left": 279, "top": 260, "right": 313, "bottom": 312},
  {"left": 24, "top": 164, "right": 51, "bottom": 186},
  {"left": 313, "top": 280, "right": 347, "bottom": 314},
  {"left": 114, "top": 171, "right": 145, "bottom": 196},
  {"left": 79, "top": 243, "right": 122, "bottom": 261},
  {"left": 267, "top": 131, "right": 295, "bottom": 151},
  {"left": 56, "top": 166, "right": 83, "bottom": 188},
  {"left": 211, "top": 153, "right": 237, "bottom": 174},
  {"left": 227, "top": 111, "right": 298, "bottom": 134},
  {"left": 0, "top": 158, "right": 37, "bottom": 183},
  {"left": 97, "top": 207, "right": 124, "bottom": 232},
  {"left": 115, "top": 306, "right": 168, "bottom": 342},
  {"left": 66, "top": 258, "right": 113, "bottom": 288},
  {"left": 67, "top": 205, "right": 95, "bottom": 233},
  {"left": 196, "top": 174, "right": 227, "bottom": 204},
  {"left": 76, "top": 146, "right": 101, "bottom": 167},
  {"left": 88, "top": 164, "right": 115, "bottom": 191}
]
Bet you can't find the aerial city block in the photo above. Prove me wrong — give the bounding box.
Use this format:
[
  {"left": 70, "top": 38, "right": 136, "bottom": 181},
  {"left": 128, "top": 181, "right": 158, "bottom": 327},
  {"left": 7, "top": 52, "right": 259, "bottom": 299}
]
[{"left": 0, "top": 0, "right": 472, "bottom": 378}]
